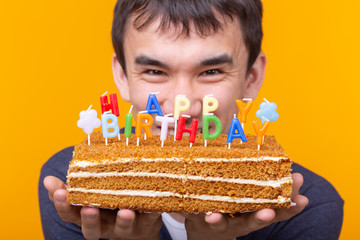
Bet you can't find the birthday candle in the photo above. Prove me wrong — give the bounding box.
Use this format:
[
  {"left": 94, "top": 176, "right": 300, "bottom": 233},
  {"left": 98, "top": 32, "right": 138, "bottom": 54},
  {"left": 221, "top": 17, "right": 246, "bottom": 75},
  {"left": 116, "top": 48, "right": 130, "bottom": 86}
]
[
  {"left": 135, "top": 113, "right": 153, "bottom": 146},
  {"left": 125, "top": 105, "right": 133, "bottom": 146},
  {"left": 174, "top": 95, "right": 190, "bottom": 140},
  {"left": 256, "top": 98, "right": 279, "bottom": 124},
  {"left": 101, "top": 112, "right": 120, "bottom": 146},
  {"left": 156, "top": 114, "right": 175, "bottom": 147},
  {"left": 203, "top": 95, "right": 219, "bottom": 115},
  {"left": 236, "top": 98, "right": 253, "bottom": 129},
  {"left": 77, "top": 105, "right": 101, "bottom": 145},
  {"left": 202, "top": 114, "right": 222, "bottom": 147},
  {"left": 252, "top": 119, "right": 271, "bottom": 150},
  {"left": 175, "top": 115, "right": 199, "bottom": 147},
  {"left": 145, "top": 92, "right": 163, "bottom": 116},
  {"left": 227, "top": 114, "right": 247, "bottom": 149},
  {"left": 100, "top": 92, "right": 119, "bottom": 116}
]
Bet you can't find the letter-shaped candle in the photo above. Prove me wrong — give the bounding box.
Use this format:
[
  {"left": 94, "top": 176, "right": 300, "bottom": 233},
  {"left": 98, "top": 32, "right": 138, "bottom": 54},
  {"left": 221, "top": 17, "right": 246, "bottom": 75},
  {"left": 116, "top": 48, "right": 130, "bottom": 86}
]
[
  {"left": 203, "top": 95, "right": 219, "bottom": 115},
  {"left": 174, "top": 95, "right": 190, "bottom": 140},
  {"left": 145, "top": 92, "right": 163, "bottom": 116},
  {"left": 175, "top": 116, "right": 199, "bottom": 145},
  {"left": 227, "top": 114, "right": 247, "bottom": 149},
  {"left": 252, "top": 120, "right": 271, "bottom": 150},
  {"left": 100, "top": 93, "right": 119, "bottom": 116},
  {"left": 236, "top": 98, "right": 253, "bottom": 128},
  {"left": 135, "top": 113, "right": 153, "bottom": 146},
  {"left": 202, "top": 114, "right": 222, "bottom": 147},
  {"left": 124, "top": 105, "right": 133, "bottom": 145},
  {"left": 156, "top": 114, "right": 175, "bottom": 147},
  {"left": 102, "top": 113, "right": 120, "bottom": 146}
]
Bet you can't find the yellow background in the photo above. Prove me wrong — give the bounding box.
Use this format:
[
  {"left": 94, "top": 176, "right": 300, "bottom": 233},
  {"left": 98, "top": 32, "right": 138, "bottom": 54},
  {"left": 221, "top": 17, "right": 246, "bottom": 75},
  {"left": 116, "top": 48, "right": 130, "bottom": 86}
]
[{"left": 0, "top": 0, "right": 358, "bottom": 239}]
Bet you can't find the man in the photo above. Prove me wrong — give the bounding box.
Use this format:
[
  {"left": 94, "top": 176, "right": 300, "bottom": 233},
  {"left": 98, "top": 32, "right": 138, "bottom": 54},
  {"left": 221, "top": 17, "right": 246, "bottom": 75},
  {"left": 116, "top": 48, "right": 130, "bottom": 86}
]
[{"left": 39, "top": 0, "right": 343, "bottom": 239}]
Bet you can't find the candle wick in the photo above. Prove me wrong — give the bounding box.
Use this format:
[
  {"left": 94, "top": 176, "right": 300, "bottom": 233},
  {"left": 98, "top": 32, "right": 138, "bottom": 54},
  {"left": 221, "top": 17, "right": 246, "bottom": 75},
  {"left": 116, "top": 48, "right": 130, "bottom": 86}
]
[
  {"left": 87, "top": 105, "right": 92, "bottom": 111},
  {"left": 263, "top": 98, "right": 270, "bottom": 103},
  {"left": 104, "top": 111, "right": 111, "bottom": 114},
  {"left": 102, "top": 91, "right": 108, "bottom": 96},
  {"left": 233, "top": 114, "right": 236, "bottom": 118},
  {"left": 129, "top": 105, "right": 133, "bottom": 114},
  {"left": 182, "top": 115, "right": 191, "bottom": 118},
  {"left": 151, "top": 92, "right": 160, "bottom": 95},
  {"left": 205, "top": 94, "right": 214, "bottom": 97}
]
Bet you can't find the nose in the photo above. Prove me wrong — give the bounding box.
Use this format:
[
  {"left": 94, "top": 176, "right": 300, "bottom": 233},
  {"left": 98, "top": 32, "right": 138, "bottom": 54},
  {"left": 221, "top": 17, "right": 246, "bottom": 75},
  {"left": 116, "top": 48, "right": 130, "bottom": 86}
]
[{"left": 160, "top": 77, "right": 202, "bottom": 118}]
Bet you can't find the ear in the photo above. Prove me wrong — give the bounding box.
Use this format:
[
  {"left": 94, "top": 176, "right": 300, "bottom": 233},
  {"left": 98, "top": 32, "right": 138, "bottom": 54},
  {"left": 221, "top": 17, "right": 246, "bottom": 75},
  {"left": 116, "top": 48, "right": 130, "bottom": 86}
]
[
  {"left": 112, "top": 53, "right": 130, "bottom": 102},
  {"left": 243, "top": 52, "right": 266, "bottom": 99}
]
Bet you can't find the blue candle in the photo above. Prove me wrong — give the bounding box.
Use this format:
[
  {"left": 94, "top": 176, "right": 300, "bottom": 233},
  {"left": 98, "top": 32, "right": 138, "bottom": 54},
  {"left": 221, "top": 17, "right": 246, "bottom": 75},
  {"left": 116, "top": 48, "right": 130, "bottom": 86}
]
[
  {"left": 227, "top": 114, "right": 247, "bottom": 148},
  {"left": 145, "top": 92, "right": 163, "bottom": 116},
  {"left": 102, "top": 112, "right": 120, "bottom": 145}
]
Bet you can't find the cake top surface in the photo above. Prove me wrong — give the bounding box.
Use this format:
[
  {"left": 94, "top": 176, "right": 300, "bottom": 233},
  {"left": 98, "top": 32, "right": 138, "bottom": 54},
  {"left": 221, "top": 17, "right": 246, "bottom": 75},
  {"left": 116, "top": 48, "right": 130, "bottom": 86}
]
[{"left": 72, "top": 132, "right": 288, "bottom": 162}]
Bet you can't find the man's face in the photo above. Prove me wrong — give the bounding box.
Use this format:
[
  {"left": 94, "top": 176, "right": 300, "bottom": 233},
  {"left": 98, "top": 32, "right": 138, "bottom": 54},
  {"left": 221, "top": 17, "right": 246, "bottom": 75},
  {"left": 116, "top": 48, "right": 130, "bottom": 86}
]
[{"left": 115, "top": 17, "right": 263, "bottom": 135}]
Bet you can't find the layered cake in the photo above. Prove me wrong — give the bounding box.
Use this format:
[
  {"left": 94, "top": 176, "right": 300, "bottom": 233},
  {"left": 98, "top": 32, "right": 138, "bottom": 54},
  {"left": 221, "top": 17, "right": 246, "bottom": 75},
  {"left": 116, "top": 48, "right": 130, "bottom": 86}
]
[{"left": 67, "top": 132, "right": 292, "bottom": 213}]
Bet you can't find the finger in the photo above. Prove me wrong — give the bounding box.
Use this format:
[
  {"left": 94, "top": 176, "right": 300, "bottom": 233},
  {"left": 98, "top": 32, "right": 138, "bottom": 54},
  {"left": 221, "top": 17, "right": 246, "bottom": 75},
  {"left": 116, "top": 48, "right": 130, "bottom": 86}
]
[
  {"left": 135, "top": 211, "right": 162, "bottom": 236},
  {"left": 274, "top": 194, "right": 309, "bottom": 222},
  {"left": 243, "top": 209, "right": 275, "bottom": 232},
  {"left": 205, "top": 213, "right": 228, "bottom": 233},
  {"left": 81, "top": 207, "right": 102, "bottom": 240},
  {"left": 291, "top": 173, "right": 304, "bottom": 198},
  {"left": 53, "top": 189, "right": 81, "bottom": 225},
  {"left": 44, "top": 176, "right": 67, "bottom": 202},
  {"left": 113, "top": 209, "right": 136, "bottom": 237}
]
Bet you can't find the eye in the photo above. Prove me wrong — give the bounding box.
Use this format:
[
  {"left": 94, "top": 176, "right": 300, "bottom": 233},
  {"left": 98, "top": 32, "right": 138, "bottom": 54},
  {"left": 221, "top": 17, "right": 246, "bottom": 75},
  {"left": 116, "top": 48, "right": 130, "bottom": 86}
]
[
  {"left": 201, "top": 69, "right": 222, "bottom": 76},
  {"left": 146, "top": 69, "right": 166, "bottom": 76}
]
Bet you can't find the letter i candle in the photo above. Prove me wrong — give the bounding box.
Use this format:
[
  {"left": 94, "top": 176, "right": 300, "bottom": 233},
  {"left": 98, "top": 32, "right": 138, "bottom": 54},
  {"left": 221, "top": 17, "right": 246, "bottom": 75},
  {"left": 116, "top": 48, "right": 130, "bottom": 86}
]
[{"left": 125, "top": 105, "right": 133, "bottom": 146}]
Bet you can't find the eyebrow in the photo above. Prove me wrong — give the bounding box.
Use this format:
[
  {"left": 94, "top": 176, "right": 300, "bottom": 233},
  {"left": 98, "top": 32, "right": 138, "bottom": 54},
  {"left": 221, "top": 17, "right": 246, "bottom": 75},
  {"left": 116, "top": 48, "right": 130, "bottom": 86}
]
[
  {"left": 135, "top": 55, "right": 170, "bottom": 69},
  {"left": 200, "top": 54, "right": 233, "bottom": 66}
]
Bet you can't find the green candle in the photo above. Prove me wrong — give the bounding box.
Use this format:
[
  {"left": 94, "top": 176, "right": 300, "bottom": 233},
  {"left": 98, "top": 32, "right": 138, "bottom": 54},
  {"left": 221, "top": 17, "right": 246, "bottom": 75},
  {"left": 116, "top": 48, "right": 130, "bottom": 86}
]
[
  {"left": 202, "top": 115, "right": 222, "bottom": 140},
  {"left": 125, "top": 113, "right": 133, "bottom": 138}
]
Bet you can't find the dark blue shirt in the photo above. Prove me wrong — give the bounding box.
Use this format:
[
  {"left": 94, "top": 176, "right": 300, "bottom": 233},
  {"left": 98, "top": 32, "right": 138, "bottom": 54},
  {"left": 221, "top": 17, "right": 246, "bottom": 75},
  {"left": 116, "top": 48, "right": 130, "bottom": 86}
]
[{"left": 39, "top": 146, "right": 343, "bottom": 240}]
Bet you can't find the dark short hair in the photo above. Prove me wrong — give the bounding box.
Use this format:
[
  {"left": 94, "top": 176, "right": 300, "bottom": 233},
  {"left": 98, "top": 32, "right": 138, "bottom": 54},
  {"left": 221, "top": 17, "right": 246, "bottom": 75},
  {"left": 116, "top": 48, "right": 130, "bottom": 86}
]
[{"left": 111, "top": 0, "right": 263, "bottom": 75}]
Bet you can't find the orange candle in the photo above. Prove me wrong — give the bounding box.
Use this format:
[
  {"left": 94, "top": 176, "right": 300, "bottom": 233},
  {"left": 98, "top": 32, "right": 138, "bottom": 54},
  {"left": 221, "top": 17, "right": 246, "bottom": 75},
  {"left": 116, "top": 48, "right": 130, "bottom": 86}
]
[
  {"left": 236, "top": 99, "right": 254, "bottom": 126},
  {"left": 135, "top": 113, "right": 153, "bottom": 145},
  {"left": 252, "top": 120, "right": 271, "bottom": 149}
]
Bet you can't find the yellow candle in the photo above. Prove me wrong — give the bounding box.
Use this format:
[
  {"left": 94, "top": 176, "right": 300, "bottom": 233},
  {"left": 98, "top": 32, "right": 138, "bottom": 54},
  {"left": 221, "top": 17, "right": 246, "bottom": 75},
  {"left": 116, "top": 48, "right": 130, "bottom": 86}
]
[
  {"left": 203, "top": 95, "right": 219, "bottom": 115},
  {"left": 252, "top": 120, "right": 271, "bottom": 146},
  {"left": 236, "top": 99, "right": 254, "bottom": 124},
  {"left": 174, "top": 95, "right": 190, "bottom": 120}
]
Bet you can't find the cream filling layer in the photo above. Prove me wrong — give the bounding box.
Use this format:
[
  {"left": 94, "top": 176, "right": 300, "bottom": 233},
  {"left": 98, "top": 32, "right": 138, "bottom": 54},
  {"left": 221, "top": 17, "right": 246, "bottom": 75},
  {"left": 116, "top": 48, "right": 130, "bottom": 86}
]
[
  {"left": 68, "top": 188, "right": 291, "bottom": 204},
  {"left": 72, "top": 156, "right": 289, "bottom": 168},
  {"left": 68, "top": 171, "right": 292, "bottom": 187}
]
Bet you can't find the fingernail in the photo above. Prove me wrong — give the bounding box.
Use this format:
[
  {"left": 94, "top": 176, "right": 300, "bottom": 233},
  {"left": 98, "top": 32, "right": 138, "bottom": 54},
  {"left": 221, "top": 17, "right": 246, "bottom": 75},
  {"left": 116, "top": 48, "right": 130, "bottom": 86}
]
[
  {"left": 85, "top": 214, "right": 97, "bottom": 220},
  {"left": 119, "top": 217, "right": 132, "bottom": 224}
]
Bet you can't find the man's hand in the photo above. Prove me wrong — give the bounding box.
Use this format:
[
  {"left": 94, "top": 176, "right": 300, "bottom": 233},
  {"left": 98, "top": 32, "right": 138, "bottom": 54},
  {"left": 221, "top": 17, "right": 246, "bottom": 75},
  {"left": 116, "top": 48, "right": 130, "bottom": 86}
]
[
  {"left": 43, "top": 176, "right": 162, "bottom": 240},
  {"left": 182, "top": 173, "right": 309, "bottom": 240}
]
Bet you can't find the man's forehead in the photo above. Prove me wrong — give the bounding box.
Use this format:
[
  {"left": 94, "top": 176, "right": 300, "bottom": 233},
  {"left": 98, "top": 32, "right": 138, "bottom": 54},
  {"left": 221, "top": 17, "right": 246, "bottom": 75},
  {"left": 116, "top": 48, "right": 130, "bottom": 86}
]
[{"left": 126, "top": 13, "right": 243, "bottom": 41}]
